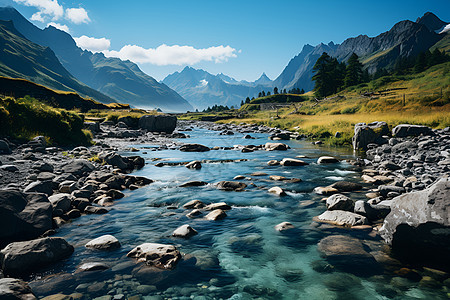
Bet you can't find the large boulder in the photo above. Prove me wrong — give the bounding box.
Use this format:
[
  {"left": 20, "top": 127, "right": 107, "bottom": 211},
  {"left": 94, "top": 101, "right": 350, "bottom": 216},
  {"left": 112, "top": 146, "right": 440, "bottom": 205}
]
[
  {"left": 379, "top": 177, "right": 450, "bottom": 270},
  {"left": 0, "top": 191, "right": 53, "bottom": 247},
  {"left": 352, "top": 121, "right": 389, "bottom": 150},
  {"left": 138, "top": 115, "right": 177, "bottom": 133},
  {"left": 98, "top": 151, "right": 129, "bottom": 170},
  {"left": 392, "top": 124, "right": 432, "bottom": 137},
  {"left": 0, "top": 237, "right": 74, "bottom": 276},
  {"left": 23, "top": 181, "right": 53, "bottom": 196},
  {"left": 318, "top": 235, "right": 379, "bottom": 275},
  {"left": 0, "top": 278, "right": 37, "bottom": 299},
  {"left": 127, "top": 243, "right": 181, "bottom": 270}
]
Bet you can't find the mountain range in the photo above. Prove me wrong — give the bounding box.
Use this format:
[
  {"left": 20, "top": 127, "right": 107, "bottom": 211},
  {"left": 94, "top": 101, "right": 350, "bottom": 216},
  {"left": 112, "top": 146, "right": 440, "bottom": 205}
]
[
  {"left": 272, "top": 12, "right": 448, "bottom": 92},
  {"left": 162, "top": 67, "right": 273, "bottom": 109},
  {"left": 0, "top": 6, "right": 193, "bottom": 112}
]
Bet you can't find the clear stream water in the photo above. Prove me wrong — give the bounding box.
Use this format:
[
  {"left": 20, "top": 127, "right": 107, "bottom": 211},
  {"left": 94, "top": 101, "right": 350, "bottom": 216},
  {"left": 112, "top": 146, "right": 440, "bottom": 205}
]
[{"left": 28, "top": 126, "right": 447, "bottom": 300}]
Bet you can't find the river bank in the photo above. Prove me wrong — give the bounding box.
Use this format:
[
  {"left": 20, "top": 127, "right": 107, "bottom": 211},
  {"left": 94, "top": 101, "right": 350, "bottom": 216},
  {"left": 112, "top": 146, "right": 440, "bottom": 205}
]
[{"left": 0, "top": 118, "right": 449, "bottom": 299}]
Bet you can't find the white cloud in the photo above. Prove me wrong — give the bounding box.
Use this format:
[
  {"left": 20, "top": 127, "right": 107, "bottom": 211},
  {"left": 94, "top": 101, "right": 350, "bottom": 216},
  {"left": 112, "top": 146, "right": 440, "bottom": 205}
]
[
  {"left": 103, "top": 44, "right": 238, "bottom": 66},
  {"left": 14, "top": 0, "right": 63, "bottom": 21},
  {"left": 74, "top": 35, "right": 111, "bottom": 52},
  {"left": 47, "top": 22, "right": 69, "bottom": 33},
  {"left": 65, "top": 7, "right": 90, "bottom": 24}
]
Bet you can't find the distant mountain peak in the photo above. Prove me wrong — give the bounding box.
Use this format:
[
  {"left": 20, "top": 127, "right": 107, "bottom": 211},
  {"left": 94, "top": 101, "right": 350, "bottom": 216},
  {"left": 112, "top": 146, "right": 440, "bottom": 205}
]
[{"left": 416, "top": 12, "right": 448, "bottom": 33}]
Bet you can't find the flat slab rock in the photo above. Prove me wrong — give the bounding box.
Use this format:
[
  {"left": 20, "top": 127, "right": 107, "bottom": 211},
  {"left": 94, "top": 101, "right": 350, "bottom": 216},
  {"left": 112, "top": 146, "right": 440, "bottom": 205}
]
[
  {"left": 85, "top": 235, "right": 121, "bottom": 250},
  {"left": 127, "top": 243, "right": 181, "bottom": 270},
  {"left": 313, "top": 210, "right": 368, "bottom": 227}
]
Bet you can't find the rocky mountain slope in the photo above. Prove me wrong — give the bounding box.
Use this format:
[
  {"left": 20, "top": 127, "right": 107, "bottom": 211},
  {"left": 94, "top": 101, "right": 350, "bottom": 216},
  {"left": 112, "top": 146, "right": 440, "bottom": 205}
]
[
  {"left": 0, "top": 6, "right": 193, "bottom": 112},
  {"left": 0, "top": 20, "right": 115, "bottom": 104},
  {"left": 274, "top": 12, "right": 448, "bottom": 92}
]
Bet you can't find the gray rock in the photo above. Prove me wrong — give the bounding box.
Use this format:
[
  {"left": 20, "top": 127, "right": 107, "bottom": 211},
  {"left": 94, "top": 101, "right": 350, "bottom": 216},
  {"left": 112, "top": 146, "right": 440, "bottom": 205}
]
[
  {"left": 275, "top": 222, "right": 294, "bottom": 231},
  {"left": 392, "top": 124, "right": 432, "bottom": 137},
  {"left": 379, "top": 177, "right": 450, "bottom": 269},
  {"left": 172, "top": 224, "right": 198, "bottom": 238},
  {"left": 62, "top": 160, "right": 94, "bottom": 177},
  {"left": 23, "top": 180, "right": 53, "bottom": 195},
  {"left": 138, "top": 115, "right": 177, "bottom": 133},
  {"left": 354, "top": 200, "right": 391, "bottom": 221},
  {"left": 98, "top": 152, "right": 129, "bottom": 170},
  {"left": 0, "top": 140, "right": 11, "bottom": 154},
  {"left": 0, "top": 237, "right": 74, "bottom": 276},
  {"left": 179, "top": 144, "right": 210, "bottom": 152},
  {"left": 48, "top": 193, "right": 72, "bottom": 213},
  {"left": 330, "top": 181, "right": 362, "bottom": 192},
  {"left": 314, "top": 210, "right": 369, "bottom": 226},
  {"left": 204, "top": 202, "right": 231, "bottom": 210},
  {"left": 78, "top": 262, "right": 109, "bottom": 272},
  {"left": 378, "top": 185, "right": 405, "bottom": 197},
  {"left": 264, "top": 142, "right": 289, "bottom": 151},
  {"left": 0, "top": 191, "right": 53, "bottom": 246},
  {"left": 318, "top": 235, "right": 379, "bottom": 274},
  {"left": 84, "top": 206, "right": 109, "bottom": 214},
  {"left": 268, "top": 186, "right": 286, "bottom": 196},
  {"left": 86, "top": 235, "right": 121, "bottom": 250},
  {"left": 205, "top": 209, "right": 227, "bottom": 221},
  {"left": 0, "top": 165, "right": 18, "bottom": 172},
  {"left": 186, "top": 209, "right": 202, "bottom": 218},
  {"left": 326, "top": 194, "right": 354, "bottom": 211},
  {"left": 185, "top": 160, "right": 202, "bottom": 169},
  {"left": 317, "top": 156, "right": 339, "bottom": 164},
  {"left": 280, "top": 158, "right": 309, "bottom": 166},
  {"left": 0, "top": 278, "right": 37, "bottom": 299},
  {"left": 216, "top": 181, "right": 247, "bottom": 191},
  {"left": 182, "top": 200, "right": 205, "bottom": 209},
  {"left": 352, "top": 121, "right": 389, "bottom": 150},
  {"left": 127, "top": 243, "right": 181, "bottom": 269}
]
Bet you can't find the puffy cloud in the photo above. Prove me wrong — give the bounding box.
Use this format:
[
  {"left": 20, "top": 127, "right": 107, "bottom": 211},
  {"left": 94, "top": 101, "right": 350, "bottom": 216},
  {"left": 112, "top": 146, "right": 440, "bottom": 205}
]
[
  {"left": 14, "top": 0, "right": 63, "bottom": 21},
  {"left": 74, "top": 35, "right": 111, "bottom": 52},
  {"left": 65, "top": 7, "right": 90, "bottom": 24},
  {"left": 47, "top": 22, "right": 69, "bottom": 33},
  {"left": 103, "top": 44, "right": 238, "bottom": 66}
]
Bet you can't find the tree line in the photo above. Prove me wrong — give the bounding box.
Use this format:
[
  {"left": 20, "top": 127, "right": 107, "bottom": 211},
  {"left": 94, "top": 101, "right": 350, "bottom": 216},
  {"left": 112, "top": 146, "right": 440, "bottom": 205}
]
[{"left": 312, "top": 49, "right": 449, "bottom": 98}]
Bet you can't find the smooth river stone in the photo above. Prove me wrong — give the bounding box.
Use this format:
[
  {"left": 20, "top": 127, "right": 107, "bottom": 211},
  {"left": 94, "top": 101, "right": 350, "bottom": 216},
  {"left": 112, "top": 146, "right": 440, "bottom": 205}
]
[
  {"left": 268, "top": 186, "right": 286, "bottom": 196},
  {"left": 172, "top": 225, "right": 198, "bottom": 238},
  {"left": 85, "top": 235, "right": 121, "bottom": 250},
  {"left": 205, "top": 209, "right": 227, "bottom": 221},
  {"left": 127, "top": 243, "right": 181, "bottom": 270}
]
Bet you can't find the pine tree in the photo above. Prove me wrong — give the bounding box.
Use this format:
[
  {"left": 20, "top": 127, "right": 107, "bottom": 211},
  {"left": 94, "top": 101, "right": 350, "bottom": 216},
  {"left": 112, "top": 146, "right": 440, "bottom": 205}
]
[
  {"left": 414, "top": 52, "right": 427, "bottom": 73},
  {"left": 274, "top": 87, "right": 278, "bottom": 94},
  {"left": 344, "top": 53, "right": 363, "bottom": 88},
  {"left": 240, "top": 100, "right": 244, "bottom": 107},
  {"left": 312, "top": 52, "right": 340, "bottom": 97}
]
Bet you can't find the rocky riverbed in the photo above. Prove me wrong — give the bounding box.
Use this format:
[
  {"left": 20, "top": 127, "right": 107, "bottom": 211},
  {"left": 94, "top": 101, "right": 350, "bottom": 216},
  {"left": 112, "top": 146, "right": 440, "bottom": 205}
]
[{"left": 0, "top": 118, "right": 449, "bottom": 299}]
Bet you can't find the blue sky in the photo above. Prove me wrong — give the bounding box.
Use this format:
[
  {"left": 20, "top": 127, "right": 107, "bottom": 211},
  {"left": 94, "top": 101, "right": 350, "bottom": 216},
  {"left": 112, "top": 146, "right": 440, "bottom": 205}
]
[{"left": 2, "top": 0, "right": 450, "bottom": 81}]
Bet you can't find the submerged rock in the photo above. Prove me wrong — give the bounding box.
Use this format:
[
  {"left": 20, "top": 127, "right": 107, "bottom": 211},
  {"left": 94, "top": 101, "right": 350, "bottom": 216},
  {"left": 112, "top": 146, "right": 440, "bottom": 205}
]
[
  {"left": 0, "top": 237, "right": 74, "bottom": 276},
  {"left": 179, "top": 181, "right": 208, "bottom": 187},
  {"left": 280, "top": 158, "right": 309, "bottom": 166},
  {"left": 127, "top": 243, "right": 181, "bottom": 270},
  {"left": 317, "top": 156, "right": 339, "bottom": 164},
  {"left": 275, "top": 222, "right": 294, "bottom": 231},
  {"left": 318, "top": 235, "right": 379, "bottom": 275},
  {"left": 185, "top": 160, "right": 202, "bottom": 169},
  {"left": 179, "top": 144, "right": 210, "bottom": 152}
]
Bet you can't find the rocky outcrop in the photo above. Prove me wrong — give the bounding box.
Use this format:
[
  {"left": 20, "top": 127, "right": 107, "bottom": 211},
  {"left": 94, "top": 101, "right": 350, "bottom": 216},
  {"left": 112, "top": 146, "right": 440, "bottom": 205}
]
[
  {"left": 0, "top": 191, "right": 53, "bottom": 247},
  {"left": 352, "top": 121, "right": 389, "bottom": 150},
  {"left": 0, "top": 278, "right": 37, "bottom": 299},
  {"left": 392, "top": 124, "right": 432, "bottom": 137},
  {"left": 379, "top": 177, "right": 450, "bottom": 270},
  {"left": 127, "top": 243, "right": 181, "bottom": 270},
  {"left": 0, "top": 237, "right": 74, "bottom": 276},
  {"left": 138, "top": 115, "right": 177, "bottom": 133}
]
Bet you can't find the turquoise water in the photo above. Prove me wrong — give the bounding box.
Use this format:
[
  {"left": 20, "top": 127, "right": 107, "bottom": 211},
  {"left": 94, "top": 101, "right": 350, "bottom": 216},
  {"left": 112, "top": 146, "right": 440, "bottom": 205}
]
[{"left": 28, "top": 127, "right": 447, "bottom": 299}]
